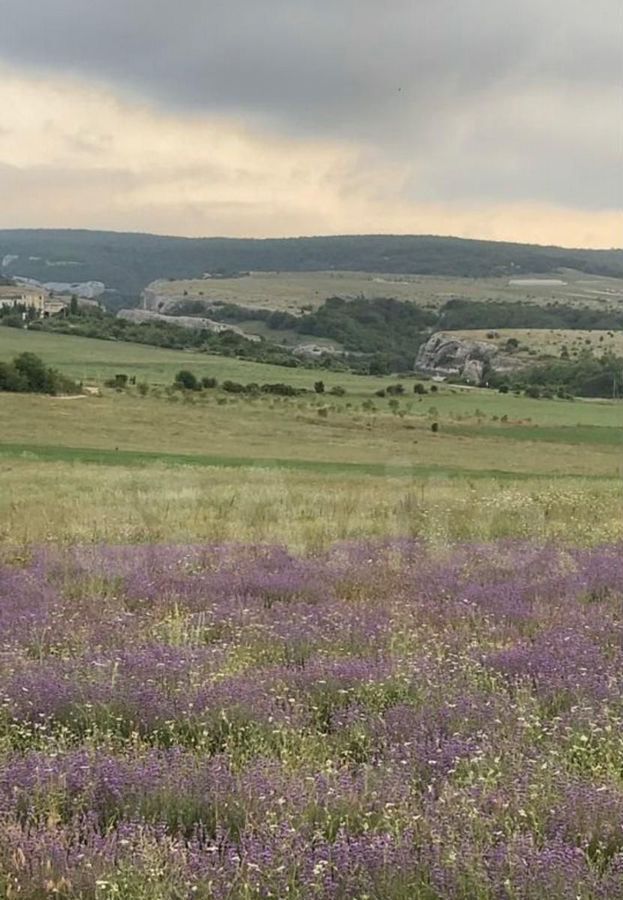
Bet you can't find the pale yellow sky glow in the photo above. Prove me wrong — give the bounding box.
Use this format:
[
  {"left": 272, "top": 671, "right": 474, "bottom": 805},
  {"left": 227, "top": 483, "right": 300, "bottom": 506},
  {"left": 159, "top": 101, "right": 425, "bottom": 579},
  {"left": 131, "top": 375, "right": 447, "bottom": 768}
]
[{"left": 1, "top": 67, "right": 620, "bottom": 247}]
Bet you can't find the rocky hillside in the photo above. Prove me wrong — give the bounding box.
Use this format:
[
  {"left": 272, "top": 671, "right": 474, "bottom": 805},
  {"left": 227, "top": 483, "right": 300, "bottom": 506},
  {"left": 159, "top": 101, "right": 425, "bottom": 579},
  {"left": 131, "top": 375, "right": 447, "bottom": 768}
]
[
  {"left": 116, "top": 309, "right": 259, "bottom": 341},
  {"left": 415, "top": 333, "right": 525, "bottom": 384}
]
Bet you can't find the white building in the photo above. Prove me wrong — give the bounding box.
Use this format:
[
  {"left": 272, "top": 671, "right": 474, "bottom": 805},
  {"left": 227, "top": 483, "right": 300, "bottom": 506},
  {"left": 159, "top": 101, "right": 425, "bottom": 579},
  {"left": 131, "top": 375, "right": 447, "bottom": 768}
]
[{"left": 0, "top": 285, "right": 47, "bottom": 313}]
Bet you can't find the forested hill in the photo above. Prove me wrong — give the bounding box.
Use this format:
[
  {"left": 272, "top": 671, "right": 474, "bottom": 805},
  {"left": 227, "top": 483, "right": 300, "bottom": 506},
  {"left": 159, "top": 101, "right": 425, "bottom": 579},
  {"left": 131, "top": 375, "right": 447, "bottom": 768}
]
[{"left": 1, "top": 229, "right": 622, "bottom": 298}]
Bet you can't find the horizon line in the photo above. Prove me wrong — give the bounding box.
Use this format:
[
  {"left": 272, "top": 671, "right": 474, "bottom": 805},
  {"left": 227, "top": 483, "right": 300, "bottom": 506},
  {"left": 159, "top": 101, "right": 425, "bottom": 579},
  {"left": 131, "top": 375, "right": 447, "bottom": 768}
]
[{"left": 0, "top": 226, "right": 621, "bottom": 254}]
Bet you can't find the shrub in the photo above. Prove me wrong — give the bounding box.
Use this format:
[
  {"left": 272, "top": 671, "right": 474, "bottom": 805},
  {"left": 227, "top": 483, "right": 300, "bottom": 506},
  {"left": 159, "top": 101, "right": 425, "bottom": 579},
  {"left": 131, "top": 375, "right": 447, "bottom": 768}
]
[
  {"left": 0, "top": 313, "right": 25, "bottom": 329},
  {"left": 431, "top": 422, "right": 439, "bottom": 433},
  {"left": 0, "top": 361, "right": 28, "bottom": 392},
  {"left": 111, "top": 373, "right": 129, "bottom": 389},
  {"left": 430, "top": 384, "right": 438, "bottom": 393},
  {"left": 14, "top": 352, "right": 53, "bottom": 392},
  {"left": 413, "top": 383, "right": 427, "bottom": 395},
  {"left": 261, "top": 383, "right": 300, "bottom": 397},
  {"left": 329, "top": 385, "right": 346, "bottom": 396},
  {"left": 0, "top": 352, "right": 79, "bottom": 395},
  {"left": 222, "top": 380, "right": 246, "bottom": 393},
  {"left": 525, "top": 385, "right": 541, "bottom": 399},
  {"left": 174, "top": 370, "right": 200, "bottom": 391},
  {"left": 314, "top": 380, "right": 325, "bottom": 394},
  {"left": 375, "top": 389, "right": 386, "bottom": 397},
  {"left": 201, "top": 376, "right": 218, "bottom": 389},
  {"left": 386, "top": 383, "right": 405, "bottom": 396}
]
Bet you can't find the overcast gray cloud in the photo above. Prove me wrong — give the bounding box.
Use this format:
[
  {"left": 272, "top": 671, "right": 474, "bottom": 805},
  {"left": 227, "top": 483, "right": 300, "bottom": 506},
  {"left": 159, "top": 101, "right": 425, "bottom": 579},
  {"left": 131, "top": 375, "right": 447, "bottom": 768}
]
[
  {"left": 2, "top": 1, "right": 619, "bottom": 125},
  {"left": 0, "top": 0, "right": 621, "bottom": 237}
]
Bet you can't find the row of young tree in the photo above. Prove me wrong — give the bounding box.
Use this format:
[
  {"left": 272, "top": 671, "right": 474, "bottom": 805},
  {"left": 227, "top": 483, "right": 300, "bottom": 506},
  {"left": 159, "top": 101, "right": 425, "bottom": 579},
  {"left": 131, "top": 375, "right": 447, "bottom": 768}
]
[{"left": 172, "top": 371, "right": 346, "bottom": 397}]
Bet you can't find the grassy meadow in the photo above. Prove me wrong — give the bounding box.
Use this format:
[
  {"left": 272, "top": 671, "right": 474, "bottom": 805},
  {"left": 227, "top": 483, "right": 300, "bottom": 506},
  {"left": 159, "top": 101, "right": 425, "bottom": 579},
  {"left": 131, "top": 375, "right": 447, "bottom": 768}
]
[
  {"left": 3, "top": 459, "right": 623, "bottom": 548},
  {"left": 1, "top": 327, "right": 622, "bottom": 548},
  {"left": 0, "top": 327, "right": 391, "bottom": 391},
  {"left": 449, "top": 327, "right": 623, "bottom": 359},
  {"left": 150, "top": 268, "right": 623, "bottom": 314}
]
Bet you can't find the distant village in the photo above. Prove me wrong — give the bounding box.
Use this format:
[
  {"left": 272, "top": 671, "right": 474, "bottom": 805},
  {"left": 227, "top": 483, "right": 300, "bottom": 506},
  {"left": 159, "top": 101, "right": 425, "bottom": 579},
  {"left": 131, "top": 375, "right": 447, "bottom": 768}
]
[{"left": 0, "top": 282, "right": 101, "bottom": 320}]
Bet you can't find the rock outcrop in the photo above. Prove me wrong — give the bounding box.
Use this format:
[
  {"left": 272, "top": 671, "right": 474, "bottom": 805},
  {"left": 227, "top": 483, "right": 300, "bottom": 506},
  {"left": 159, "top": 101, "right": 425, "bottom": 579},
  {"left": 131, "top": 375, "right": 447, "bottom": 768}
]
[
  {"left": 293, "top": 343, "right": 340, "bottom": 358},
  {"left": 415, "top": 333, "right": 499, "bottom": 385},
  {"left": 116, "top": 308, "right": 260, "bottom": 341}
]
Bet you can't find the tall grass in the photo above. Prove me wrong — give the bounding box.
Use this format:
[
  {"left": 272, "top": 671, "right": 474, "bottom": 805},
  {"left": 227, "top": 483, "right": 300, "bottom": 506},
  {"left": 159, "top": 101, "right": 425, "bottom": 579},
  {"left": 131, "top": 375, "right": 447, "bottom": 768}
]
[{"left": 2, "top": 460, "right": 622, "bottom": 548}]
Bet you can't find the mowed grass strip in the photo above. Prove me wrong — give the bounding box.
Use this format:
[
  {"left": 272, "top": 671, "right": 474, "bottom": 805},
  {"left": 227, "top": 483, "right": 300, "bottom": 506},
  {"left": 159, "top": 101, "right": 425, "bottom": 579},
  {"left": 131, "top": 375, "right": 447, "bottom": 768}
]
[
  {"left": 0, "top": 439, "right": 567, "bottom": 480},
  {"left": 445, "top": 422, "right": 623, "bottom": 447}
]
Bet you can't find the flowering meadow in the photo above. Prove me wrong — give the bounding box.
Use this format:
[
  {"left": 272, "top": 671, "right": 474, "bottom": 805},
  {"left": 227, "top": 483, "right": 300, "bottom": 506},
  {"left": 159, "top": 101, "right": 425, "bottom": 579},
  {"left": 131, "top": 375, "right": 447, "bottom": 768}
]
[{"left": 2, "top": 540, "right": 623, "bottom": 898}]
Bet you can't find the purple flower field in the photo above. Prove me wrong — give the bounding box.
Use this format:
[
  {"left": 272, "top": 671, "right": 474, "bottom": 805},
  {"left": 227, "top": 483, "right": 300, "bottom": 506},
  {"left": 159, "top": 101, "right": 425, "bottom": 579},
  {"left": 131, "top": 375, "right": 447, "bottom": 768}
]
[{"left": 2, "top": 540, "right": 623, "bottom": 898}]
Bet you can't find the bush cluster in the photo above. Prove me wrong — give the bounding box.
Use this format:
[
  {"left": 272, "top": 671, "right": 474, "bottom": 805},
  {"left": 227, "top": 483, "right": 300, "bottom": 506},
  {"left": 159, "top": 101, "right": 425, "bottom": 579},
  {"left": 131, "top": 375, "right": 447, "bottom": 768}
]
[
  {"left": 0, "top": 352, "right": 80, "bottom": 395},
  {"left": 489, "top": 351, "right": 623, "bottom": 399},
  {"left": 210, "top": 295, "right": 436, "bottom": 372},
  {"left": 441, "top": 298, "right": 623, "bottom": 332},
  {"left": 173, "top": 371, "right": 305, "bottom": 397}
]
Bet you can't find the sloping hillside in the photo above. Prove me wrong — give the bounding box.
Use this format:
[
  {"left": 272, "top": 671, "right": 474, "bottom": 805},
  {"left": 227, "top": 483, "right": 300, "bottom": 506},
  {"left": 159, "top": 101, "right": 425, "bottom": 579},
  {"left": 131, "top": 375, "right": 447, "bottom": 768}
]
[{"left": 1, "top": 230, "right": 621, "bottom": 300}]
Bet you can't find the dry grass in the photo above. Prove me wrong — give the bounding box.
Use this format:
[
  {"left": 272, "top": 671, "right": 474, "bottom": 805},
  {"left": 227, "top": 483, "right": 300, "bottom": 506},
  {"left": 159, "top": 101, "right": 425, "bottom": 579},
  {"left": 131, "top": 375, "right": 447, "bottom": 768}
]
[
  {"left": 2, "top": 459, "right": 622, "bottom": 549},
  {"left": 448, "top": 328, "right": 623, "bottom": 359},
  {"left": 149, "top": 269, "right": 623, "bottom": 314},
  {"left": 2, "top": 329, "right": 622, "bottom": 552},
  {"left": 2, "top": 390, "right": 622, "bottom": 478}
]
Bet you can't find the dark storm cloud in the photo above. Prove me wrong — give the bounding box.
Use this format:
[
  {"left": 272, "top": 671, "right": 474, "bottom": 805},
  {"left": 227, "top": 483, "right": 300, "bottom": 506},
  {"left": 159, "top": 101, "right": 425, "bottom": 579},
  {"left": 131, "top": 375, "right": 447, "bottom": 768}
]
[{"left": 1, "top": 0, "right": 621, "bottom": 210}]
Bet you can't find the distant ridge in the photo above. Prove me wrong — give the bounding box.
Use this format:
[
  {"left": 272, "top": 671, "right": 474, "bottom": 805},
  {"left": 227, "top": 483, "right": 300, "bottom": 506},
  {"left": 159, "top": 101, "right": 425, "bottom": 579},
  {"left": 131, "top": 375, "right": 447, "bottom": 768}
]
[{"left": 1, "top": 229, "right": 621, "bottom": 299}]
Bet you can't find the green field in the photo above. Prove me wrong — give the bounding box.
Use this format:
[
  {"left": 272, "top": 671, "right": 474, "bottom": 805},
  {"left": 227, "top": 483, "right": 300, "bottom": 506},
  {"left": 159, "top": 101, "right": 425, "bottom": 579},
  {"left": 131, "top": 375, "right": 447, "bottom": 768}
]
[
  {"left": 1, "top": 328, "right": 622, "bottom": 423},
  {"left": 0, "top": 328, "right": 388, "bottom": 391},
  {"left": 1, "top": 328, "right": 622, "bottom": 548}
]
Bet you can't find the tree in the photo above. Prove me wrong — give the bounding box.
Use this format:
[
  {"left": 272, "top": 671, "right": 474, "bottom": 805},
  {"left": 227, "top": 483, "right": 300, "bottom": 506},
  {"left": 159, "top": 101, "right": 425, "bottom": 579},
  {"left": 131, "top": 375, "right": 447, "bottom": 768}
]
[
  {"left": 14, "top": 352, "right": 51, "bottom": 392},
  {"left": 70, "top": 295, "right": 79, "bottom": 316},
  {"left": 174, "top": 370, "right": 199, "bottom": 391},
  {"left": 0, "top": 352, "right": 79, "bottom": 395},
  {"left": 0, "top": 361, "right": 28, "bottom": 392}
]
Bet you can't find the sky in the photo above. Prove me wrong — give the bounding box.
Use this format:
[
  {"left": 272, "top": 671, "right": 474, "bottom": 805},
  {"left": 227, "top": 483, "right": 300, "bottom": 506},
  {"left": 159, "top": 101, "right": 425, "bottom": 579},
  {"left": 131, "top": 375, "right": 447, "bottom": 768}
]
[{"left": 0, "top": 0, "right": 621, "bottom": 247}]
